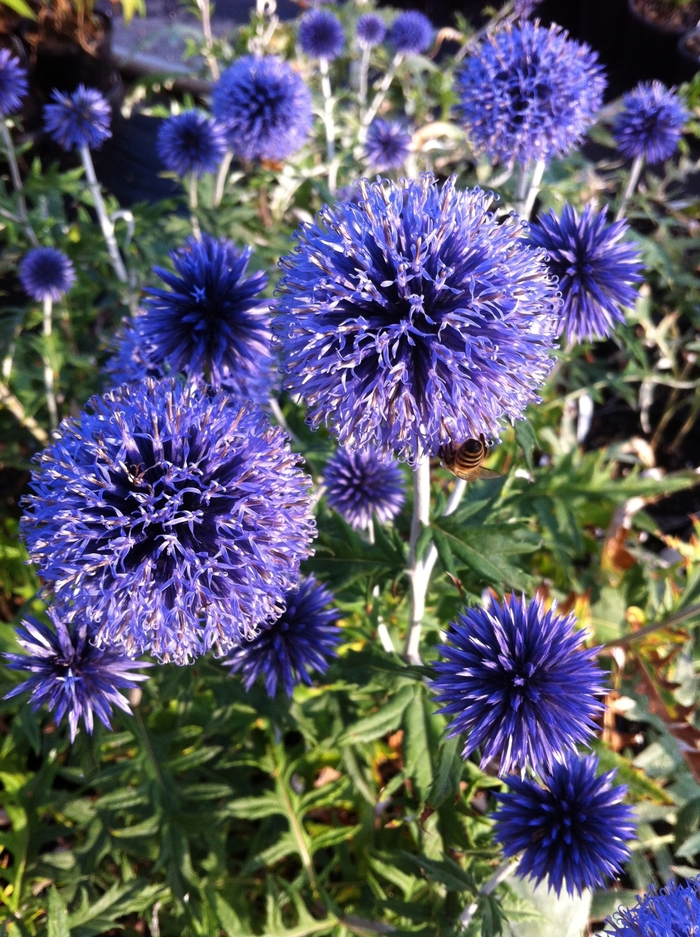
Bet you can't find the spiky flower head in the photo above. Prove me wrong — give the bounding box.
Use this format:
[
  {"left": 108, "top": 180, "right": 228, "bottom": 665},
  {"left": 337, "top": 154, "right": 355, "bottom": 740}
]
[
  {"left": 356, "top": 13, "right": 386, "bottom": 50},
  {"left": 529, "top": 203, "right": 644, "bottom": 344},
  {"left": 105, "top": 314, "right": 165, "bottom": 388},
  {"left": 612, "top": 80, "right": 689, "bottom": 165},
  {"left": 275, "top": 174, "right": 558, "bottom": 463},
  {"left": 494, "top": 753, "right": 635, "bottom": 897},
  {"left": 456, "top": 22, "right": 605, "bottom": 168},
  {"left": 388, "top": 10, "right": 433, "bottom": 54},
  {"left": 19, "top": 247, "right": 76, "bottom": 303},
  {"left": 299, "top": 10, "right": 345, "bottom": 61},
  {"left": 365, "top": 118, "right": 412, "bottom": 170},
  {"left": 212, "top": 56, "right": 313, "bottom": 162},
  {"left": 21, "top": 379, "right": 316, "bottom": 665},
  {"left": 157, "top": 110, "right": 227, "bottom": 176},
  {"left": 432, "top": 595, "right": 604, "bottom": 775},
  {"left": 323, "top": 448, "right": 405, "bottom": 530},
  {"left": 603, "top": 878, "right": 700, "bottom": 936},
  {"left": 0, "top": 49, "right": 28, "bottom": 117},
  {"left": 225, "top": 576, "right": 341, "bottom": 696},
  {"left": 4, "top": 609, "right": 148, "bottom": 743},
  {"left": 44, "top": 84, "right": 112, "bottom": 152}
]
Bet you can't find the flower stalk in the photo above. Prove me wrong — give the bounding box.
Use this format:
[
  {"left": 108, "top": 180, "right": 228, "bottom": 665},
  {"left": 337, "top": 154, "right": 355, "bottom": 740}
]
[
  {"left": 79, "top": 145, "right": 128, "bottom": 283},
  {"left": 42, "top": 296, "right": 58, "bottom": 432},
  {"left": 405, "top": 455, "right": 431, "bottom": 665},
  {"left": 615, "top": 154, "right": 644, "bottom": 222},
  {"left": 360, "top": 52, "right": 402, "bottom": 140},
  {"left": 1, "top": 122, "right": 39, "bottom": 247},
  {"left": 319, "top": 57, "right": 337, "bottom": 192}
]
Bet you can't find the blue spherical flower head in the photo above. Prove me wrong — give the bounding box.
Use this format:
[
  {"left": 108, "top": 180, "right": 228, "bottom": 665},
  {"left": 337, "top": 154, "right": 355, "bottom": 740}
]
[
  {"left": 225, "top": 576, "right": 341, "bottom": 697},
  {"left": 105, "top": 314, "right": 165, "bottom": 388},
  {"left": 493, "top": 753, "right": 635, "bottom": 897},
  {"left": 323, "top": 447, "right": 405, "bottom": 530},
  {"left": 356, "top": 13, "right": 386, "bottom": 50},
  {"left": 21, "top": 378, "right": 316, "bottom": 665},
  {"left": 19, "top": 247, "right": 76, "bottom": 302},
  {"left": 613, "top": 81, "right": 689, "bottom": 165},
  {"left": 157, "top": 110, "right": 227, "bottom": 176},
  {"left": 0, "top": 49, "right": 29, "bottom": 117},
  {"left": 432, "top": 595, "right": 604, "bottom": 775},
  {"left": 4, "top": 608, "right": 149, "bottom": 743},
  {"left": 276, "top": 174, "right": 558, "bottom": 463},
  {"left": 388, "top": 10, "right": 433, "bottom": 55},
  {"left": 44, "top": 84, "right": 112, "bottom": 152},
  {"left": 603, "top": 878, "right": 700, "bottom": 936},
  {"left": 365, "top": 119, "right": 412, "bottom": 171},
  {"left": 456, "top": 22, "right": 605, "bottom": 168},
  {"left": 299, "top": 10, "right": 345, "bottom": 61},
  {"left": 212, "top": 56, "right": 313, "bottom": 162},
  {"left": 529, "top": 203, "right": 644, "bottom": 344}
]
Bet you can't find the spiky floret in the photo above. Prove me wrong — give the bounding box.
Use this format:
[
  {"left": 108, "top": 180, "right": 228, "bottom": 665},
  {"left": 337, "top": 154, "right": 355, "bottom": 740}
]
[
  {"left": 612, "top": 80, "right": 689, "bottom": 165},
  {"left": 323, "top": 447, "right": 405, "bottom": 530},
  {"left": 211, "top": 56, "right": 313, "bottom": 162},
  {"left": 364, "top": 119, "right": 412, "bottom": 170},
  {"left": 388, "top": 10, "right": 433, "bottom": 54},
  {"left": 529, "top": 203, "right": 644, "bottom": 344},
  {"left": 44, "top": 84, "right": 112, "bottom": 151},
  {"left": 275, "top": 174, "right": 558, "bottom": 463},
  {"left": 432, "top": 595, "right": 604, "bottom": 775},
  {"left": 19, "top": 247, "right": 76, "bottom": 302},
  {"left": 493, "top": 753, "right": 635, "bottom": 897},
  {"left": 21, "top": 378, "right": 316, "bottom": 665},
  {"left": 299, "top": 9, "right": 345, "bottom": 60},
  {"left": 603, "top": 878, "right": 700, "bottom": 936},
  {"left": 0, "top": 49, "right": 29, "bottom": 117},
  {"left": 157, "top": 110, "right": 227, "bottom": 176},
  {"left": 4, "top": 609, "right": 148, "bottom": 742},
  {"left": 456, "top": 22, "right": 605, "bottom": 168},
  {"left": 356, "top": 13, "right": 386, "bottom": 50},
  {"left": 225, "top": 576, "right": 341, "bottom": 697}
]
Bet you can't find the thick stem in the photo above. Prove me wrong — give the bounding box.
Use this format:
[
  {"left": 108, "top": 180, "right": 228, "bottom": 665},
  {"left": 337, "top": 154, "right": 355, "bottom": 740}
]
[
  {"left": 214, "top": 149, "right": 233, "bottom": 207},
  {"left": 360, "top": 52, "right": 402, "bottom": 140},
  {"left": 319, "top": 58, "right": 337, "bottom": 193},
  {"left": 459, "top": 860, "right": 520, "bottom": 928},
  {"left": 521, "top": 157, "right": 545, "bottom": 220},
  {"left": 404, "top": 456, "right": 431, "bottom": 665},
  {"left": 188, "top": 172, "right": 202, "bottom": 240},
  {"left": 359, "top": 46, "right": 371, "bottom": 107},
  {"left": 42, "top": 296, "right": 58, "bottom": 432},
  {"left": 80, "top": 146, "right": 128, "bottom": 283},
  {"left": 1, "top": 122, "right": 39, "bottom": 247},
  {"left": 615, "top": 154, "right": 644, "bottom": 222}
]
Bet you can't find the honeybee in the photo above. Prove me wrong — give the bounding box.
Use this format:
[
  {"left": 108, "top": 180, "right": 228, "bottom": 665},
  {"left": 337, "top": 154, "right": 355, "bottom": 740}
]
[{"left": 439, "top": 435, "right": 501, "bottom": 482}]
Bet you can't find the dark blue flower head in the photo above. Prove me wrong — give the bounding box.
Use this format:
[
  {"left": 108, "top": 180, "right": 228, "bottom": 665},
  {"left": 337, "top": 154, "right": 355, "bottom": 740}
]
[
  {"left": 529, "top": 203, "right": 644, "bottom": 344},
  {"left": 19, "top": 247, "right": 76, "bottom": 302},
  {"left": 157, "top": 110, "right": 227, "bottom": 176},
  {"left": 4, "top": 609, "right": 148, "bottom": 743},
  {"left": 105, "top": 314, "right": 165, "bottom": 388},
  {"left": 612, "top": 81, "right": 689, "bottom": 165},
  {"left": 603, "top": 878, "right": 700, "bottom": 936},
  {"left": 21, "top": 378, "right": 316, "bottom": 665},
  {"left": 225, "top": 576, "right": 341, "bottom": 697},
  {"left": 388, "top": 10, "right": 433, "bottom": 55},
  {"left": 364, "top": 118, "right": 412, "bottom": 170},
  {"left": 323, "top": 447, "right": 405, "bottom": 530},
  {"left": 212, "top": 56, "right": 313, "bottom": 162},
  {"left": 432, "top": 595, "right": 604, "bottom": 775},
  {"left": 299, "top": 10, "right": 345, "bottom": 61},
  {"left": 0, "top": 49, "right": 28, "bottom": 117},
  {"left": 456, "top": 22, "right": 605, "bottom": 168},
  {"left": 356, "top": 13, "right": 386, "bottom": 50},
  {"left": 44, "top": 84, "right": 112, "bottom": 152},
  {"left": 275, "top": 174, "right": 558, "bottom": 463},
  {"left": 493, "top": 753, "right": 635, "bottom": 897}
]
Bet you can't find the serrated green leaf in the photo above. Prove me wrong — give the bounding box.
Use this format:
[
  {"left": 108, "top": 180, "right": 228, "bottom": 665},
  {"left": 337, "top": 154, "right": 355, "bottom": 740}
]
[
  {"left": 338, "top": 685, "right": 415, "bottom": 745},
  {"left": 48, "top": 887, "right": 70, "bottom": 937},
  {"left": 428, "top": 735, "right": 462, "bottom": 808},
  {"left": 515, "top": 419, "right": 538, "bottom": 472}
]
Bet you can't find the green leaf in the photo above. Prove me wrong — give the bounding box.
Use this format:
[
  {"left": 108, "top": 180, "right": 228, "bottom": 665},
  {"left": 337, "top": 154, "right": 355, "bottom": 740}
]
[
  {"left": 515, "top": 419, "right": 538, "bottom": 472},
  {"left": 225, "top": 792, "right": 286, "bottom": 821},
  {"left": 338, "top": 685, "right": 415, "bottom": 745},
  {"left": 428, "top": 736, "right": 462, "bottom": 808},
  {"left": 48, "top": 887, "right": 70, "bottom": 937},
  {"left": 402, "top": 688, "right": 434, "bottom": 803},
  {"left": 0, "top": 0, "right": 36, "bottom": 18}
]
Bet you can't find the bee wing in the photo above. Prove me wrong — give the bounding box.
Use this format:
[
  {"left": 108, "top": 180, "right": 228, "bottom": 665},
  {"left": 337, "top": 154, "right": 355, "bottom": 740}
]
[{"left": 477, "top": 468, "right": 501, "bottom": 480}]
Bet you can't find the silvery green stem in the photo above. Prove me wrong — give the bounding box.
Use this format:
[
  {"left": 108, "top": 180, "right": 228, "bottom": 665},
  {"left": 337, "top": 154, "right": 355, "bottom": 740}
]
[
  {"left": 459, "top": 859, "right": 520, "bottom": 928},
  {"left": 195, "top": 0, "right": 220, "bottom": 80},
  {"left": 319, "top": 57, "right": 337, "bottom": 193},
  {"left": 615, "top": 154, "right": 644, "bottom": 222},
  {"left": 360, "top": 52, "right": 402, "bottom": 140},
  {"left": 214, "top": 149, "right": 233, "bottom": 207},
  {"left": 521, "top": 157, "right": 546, "bottom": 220},
  {"left": 1, "top": 121, "right": 39, "bottom": 247},
  {"left": 189, "top": 172, "right": 202, "bottom": 240},
  {"left": 405, "top": 455, "right": 431, "bottom": 665},
  {"left": 79, "top": 145, "right": 128, "bottom": 283},
  {"left": 42, "top": 296, "right": 58, "bottom": 432},
  {"left": 359, "top": 46, "right": 371, "bottom": 106}
]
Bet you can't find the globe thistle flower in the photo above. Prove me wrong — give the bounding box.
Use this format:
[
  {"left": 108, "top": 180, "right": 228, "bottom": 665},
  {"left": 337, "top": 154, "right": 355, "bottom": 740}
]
[
  {"left": 364, "top": 119, "right": 412, "bottom": 170},
  {"left": 21, "top": 378, "right": 316, "bottom": 665},
  {"left": 388, "top": 10, "right": 433, "bottom": 55},
  {"left": 157, "top": 110, "right": 227, "bottom": 177},
  {"left": 212, "top": 56, "right": 313, "bottom": 162},
  {"left": 356, "top": 13, "right": 386, "bottom": 50},
  {"left": 0, "top": 49, "right": 28, "bottom": 117},
  {"left": 299, "top": 10, "right": 345, "bottom": 61},
  {"left": 456, "top": 22, "right": 605, "bottom": 168},
  {"left": 493, "top": 753, "right": 635, "bottom": 897},
  {"left": 603, "top": 879, "right": 700, "bottom": 936},
  {"left": 275, "top": 174, "right": 558, "bottom": 463},
  {"left": 44, "top": 84, "right": 112, "bottom": 152},
  {"left": 432, "top": 595, "right": 604, "bottom": 775},
  {"left": 612, "top": 81, "right": 689, "bottom": 165},
  {"left": 529, "top": 203, "right": 644, "bottom": 344},
  {"left": 4, "top": 609, "right": 149, "bottom": 743},
  {"left": 225, "top": 576, "right": 341, "bottom": 697},
  {"left": 105, "top": 314, "right": 165, "bottom": 388},
  {"left": 323, "top": 448, "right": 405, "bottom": 530},
  {"left": 19, "top": 247, "right": 76, "bottom": 302}
]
